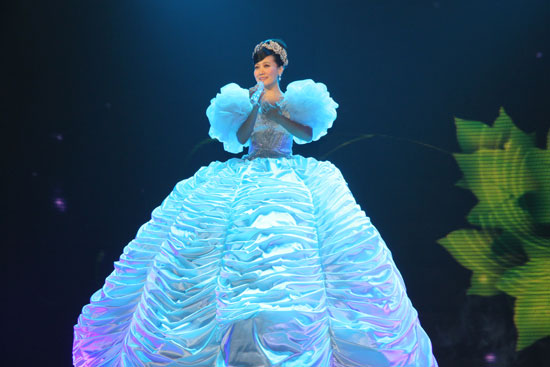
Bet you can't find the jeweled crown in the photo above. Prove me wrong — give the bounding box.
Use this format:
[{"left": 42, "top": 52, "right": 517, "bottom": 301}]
[{"left": 252, "top": 40, "right": 288, "bottom": 67}]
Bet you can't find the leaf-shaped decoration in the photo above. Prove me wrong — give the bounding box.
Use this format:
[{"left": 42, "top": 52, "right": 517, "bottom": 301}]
[
  {"left": 497, "top": 258, "right": 550, "bottom": 351},
  {"left": 524, "top": 141, "right": 550, "bottom": 225},
  {"left": 440, "top": 108, "right": 550, "bottom": 350},
  {"left": 438, "top": 229, "right": 504, "bottom": 296}
]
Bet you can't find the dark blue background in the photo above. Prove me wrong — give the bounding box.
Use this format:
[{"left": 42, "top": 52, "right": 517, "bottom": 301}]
[{"left": 5, "top": 1, "right": 549, "bottom": 365}]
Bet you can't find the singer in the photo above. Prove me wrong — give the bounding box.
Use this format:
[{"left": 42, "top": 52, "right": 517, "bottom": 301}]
[{"left": 73, "top": 39, "right": 438, "bottom": 367}]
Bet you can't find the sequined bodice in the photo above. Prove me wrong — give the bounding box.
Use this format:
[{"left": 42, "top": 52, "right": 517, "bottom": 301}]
[{"left": 247, "top": 109, "right": 293, "bottom": 159}]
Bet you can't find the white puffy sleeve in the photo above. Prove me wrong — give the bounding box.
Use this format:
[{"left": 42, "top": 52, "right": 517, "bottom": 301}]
[
  {"left": 206, "top": 83, "right": 253, "bottom": 154},
  {"left": 282, "top": 79, "right": 339, "bottom": 144}
]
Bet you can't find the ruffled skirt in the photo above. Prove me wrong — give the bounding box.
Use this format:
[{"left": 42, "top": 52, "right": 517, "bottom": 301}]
[{"left": 73, "top": 156, "right": 437, "bottom": 367}]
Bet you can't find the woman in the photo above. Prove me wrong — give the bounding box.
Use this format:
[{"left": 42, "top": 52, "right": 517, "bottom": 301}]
[{"left": 74, "top": 39, "right": 438, "bottom": 367}]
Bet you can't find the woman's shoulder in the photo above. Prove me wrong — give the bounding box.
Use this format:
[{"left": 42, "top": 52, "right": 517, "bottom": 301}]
[
  {"left": 284, "top": 79, "right": 337, "bottom": 99},
  {"left": 206, "top": 83, "right": 253, "bottom": 154},
  {"left": 282, "top": 79, "right": 339, "bottom": 144},
  {"left": 211, "top": 83, "right": 250, "bottom": 99},
  {"left": 282, "top": 79, "right": 338, "bottom": 115}
]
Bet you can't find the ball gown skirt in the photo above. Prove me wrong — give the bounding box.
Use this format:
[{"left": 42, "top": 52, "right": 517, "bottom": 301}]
[{"left": 73, "top": 155, "right": 438, "bottom": 367}]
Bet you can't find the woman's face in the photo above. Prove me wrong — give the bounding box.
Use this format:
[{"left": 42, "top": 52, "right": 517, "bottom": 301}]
[{"left": 254, "top": 55, "right": 283, "bottom": 88}]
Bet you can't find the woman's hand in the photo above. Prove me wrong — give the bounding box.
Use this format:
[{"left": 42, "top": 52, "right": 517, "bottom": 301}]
[
  {"left": 248, "top": 84, "right": 260, "bottom": 96},
  {"left": 249, "top": 84, "right": 264, "bottom": 106},
  {"left": 260, "top": 102, "right": 282, "bottom": 122},
  {"left": 261, "top": 102, "right": 313, "bottom": 142},
  {"left": 237, "top": 92, "right": 263, "bottom": 144}
]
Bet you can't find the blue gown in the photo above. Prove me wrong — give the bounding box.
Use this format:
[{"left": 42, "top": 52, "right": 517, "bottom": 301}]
[{"left": 73, "top": 80, "right": 438, "bottom": 367}]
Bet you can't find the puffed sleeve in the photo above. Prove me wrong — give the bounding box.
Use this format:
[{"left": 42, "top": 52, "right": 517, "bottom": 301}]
[
  {"left": 206, "top": 83, "right": 253, "bottom": 154},
  {"left": 282, "top": 79, "right": 339, "bottom": 144}
]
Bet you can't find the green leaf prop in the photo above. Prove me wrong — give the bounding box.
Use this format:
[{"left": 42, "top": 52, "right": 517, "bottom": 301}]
[
  {"left": 438, "top": 108, "right": 550, "bottom": 350},
  {"left": 498, "top": 258, "right": 550, "bottom": 351}
]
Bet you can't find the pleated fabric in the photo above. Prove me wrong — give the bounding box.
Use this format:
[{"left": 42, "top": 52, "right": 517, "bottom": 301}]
[{"left": 73, "top": 156, "right": 437, "bottom": 367}]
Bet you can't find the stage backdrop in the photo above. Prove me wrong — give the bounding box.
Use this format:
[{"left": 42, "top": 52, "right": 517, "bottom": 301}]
[{"left": 5, "top": 1, "right": 549, "bottom": 366}]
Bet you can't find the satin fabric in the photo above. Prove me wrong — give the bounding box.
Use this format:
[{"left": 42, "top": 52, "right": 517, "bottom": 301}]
[{"left": 73, "top": 156, "right": 437, "bottom": 366}]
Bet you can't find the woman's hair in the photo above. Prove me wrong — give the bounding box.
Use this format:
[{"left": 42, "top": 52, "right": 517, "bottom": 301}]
[{"left": 253, "top": 39, "right": 288, "bottom": 67}]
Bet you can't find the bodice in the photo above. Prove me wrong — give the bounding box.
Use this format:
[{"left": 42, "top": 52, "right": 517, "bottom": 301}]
[
  {"left": 246, "top": 108, "right": 293, "bottom": 159},
  {"left": 207, "top": 80, "right": 337, "bottom": 155}
]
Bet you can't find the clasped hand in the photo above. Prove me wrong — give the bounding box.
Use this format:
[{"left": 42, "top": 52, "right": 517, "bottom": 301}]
[
  {"left": 260, "top": 102, "right": 283, "bottom": 121},
  {"left": 249, "top": 85, "right": 283, "bottom": 122}
]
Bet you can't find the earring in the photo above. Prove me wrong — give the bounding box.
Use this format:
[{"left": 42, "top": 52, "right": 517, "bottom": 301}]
[{"left": 278, "top": 74, "right": 282, "bottom": 81}]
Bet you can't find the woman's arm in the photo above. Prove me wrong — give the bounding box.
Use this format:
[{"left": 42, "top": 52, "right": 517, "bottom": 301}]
[
  {"left": 236, "top": 103, "right": 260, "bottom": 144},
  {"left": 264, "top": 105, "right": 313, "bottom": 142}
]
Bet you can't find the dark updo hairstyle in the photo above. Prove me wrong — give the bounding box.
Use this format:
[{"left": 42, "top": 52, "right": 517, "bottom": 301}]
[{"left": 252, "top": 39, "right": 288, "bottom": 67}]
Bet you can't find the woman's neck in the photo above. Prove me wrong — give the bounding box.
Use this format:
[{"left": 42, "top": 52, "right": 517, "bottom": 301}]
[{"left": 264, "top": 83, "right": 283, "bottom": 99}]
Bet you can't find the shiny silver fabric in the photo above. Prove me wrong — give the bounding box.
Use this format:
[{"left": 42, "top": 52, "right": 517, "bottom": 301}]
[
  {"left": 246, "top": 109, "right": 293, "bottom": 159},
  {"left": 73, "top": 112, "right": 438, "bottom": 366}
]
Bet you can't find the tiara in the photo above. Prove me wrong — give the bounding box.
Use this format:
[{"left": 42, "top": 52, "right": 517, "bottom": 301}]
[{"left": 252, "top": 40, "right": 288, "bottom": 67}]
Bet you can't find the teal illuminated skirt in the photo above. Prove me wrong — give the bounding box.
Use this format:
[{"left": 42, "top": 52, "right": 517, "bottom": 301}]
[{"left": 73, "top": 156, "right": 438, "bottom": 367}]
